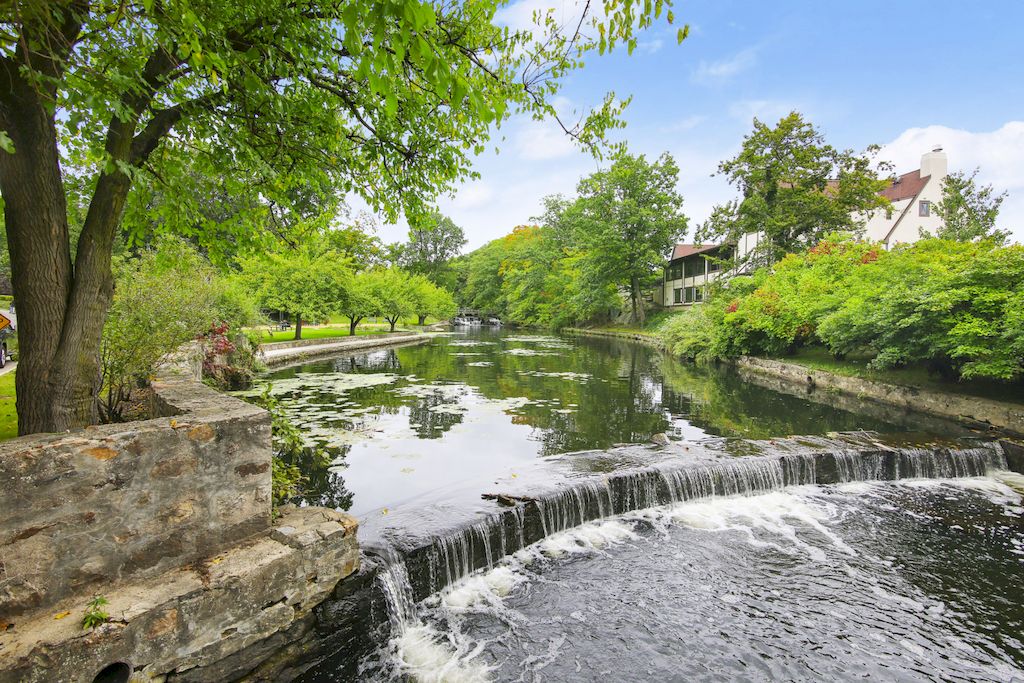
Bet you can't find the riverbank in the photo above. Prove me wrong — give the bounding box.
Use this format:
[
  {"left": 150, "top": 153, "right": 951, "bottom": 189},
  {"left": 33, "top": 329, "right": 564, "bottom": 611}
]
[
  {"left": 564, "top": 326, "right": 1024, "bottom": 436},
  {"left": 260, "top": 331, "right": 435, "bottom": 368}
]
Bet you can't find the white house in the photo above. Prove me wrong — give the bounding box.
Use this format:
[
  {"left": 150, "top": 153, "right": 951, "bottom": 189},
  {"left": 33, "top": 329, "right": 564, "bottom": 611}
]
[
  {"left": 656, "top": 147, "right": 948, "bottom": 308},
  {"left": 859, "top": 146, "right": 948, "bottom": 247}
]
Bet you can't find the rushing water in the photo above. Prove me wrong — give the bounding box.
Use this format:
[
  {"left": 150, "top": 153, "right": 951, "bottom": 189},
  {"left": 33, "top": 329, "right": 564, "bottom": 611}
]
[
  {"left": 257, "top": 329, "right": 946, "bottom": 516},
  {"left": 356, "top": 476, "right": 1024, "bottom": 682}
]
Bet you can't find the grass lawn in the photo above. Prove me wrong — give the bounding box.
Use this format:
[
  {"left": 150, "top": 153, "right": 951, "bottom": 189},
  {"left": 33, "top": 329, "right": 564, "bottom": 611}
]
[
  {"left": 776, "top": 346, "right": 1024, "bottom": 406},
  {"left": 255, "top": 323, "right": 417, "bottom": 344},
  {"left": 583, "top": 308, "right": 679, "bottom": 337},
  {"left": 0, "top": 370, "right": 16, "bottom": 441}
]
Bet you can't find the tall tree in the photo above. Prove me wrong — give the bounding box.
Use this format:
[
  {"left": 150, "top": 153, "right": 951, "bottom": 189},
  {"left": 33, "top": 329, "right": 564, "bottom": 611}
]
[
  {"left": 698, "top": 112, "right": 890, "bottom": 265},
  {"left": 0, "top": 0, "right": 686, "bottom": 435},
  {"left": 571, "top": 151, "right": 688, "bottom": 324},
  {"left": 932, "top": 169, "right": 1010, "bottom": 244},
  {"left": 398, "top": 211, "right": 467, "bottom": 286}
]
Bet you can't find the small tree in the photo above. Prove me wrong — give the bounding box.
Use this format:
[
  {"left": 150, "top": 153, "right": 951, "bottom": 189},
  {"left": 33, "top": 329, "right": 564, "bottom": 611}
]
[
  {"left": 932, "top": 169, "right": 1010, "bottom": 243},
  {"left": 242, "top": 250, "right": 351, "bottom": 340},
  {"left": 340, "top": 273, "right": 379, "bottom": 336},
  {"left": 408, "top": 275, "right": 456, "bottom": 325},
  {"left": 365, "top": 268, "right": 414, "bottom": 332},
  {"left": 570, "top": 151, "right": 688, "bottom": 324},
  {"left": 699, "top": 112, "right": 890, "bottom": 265}
]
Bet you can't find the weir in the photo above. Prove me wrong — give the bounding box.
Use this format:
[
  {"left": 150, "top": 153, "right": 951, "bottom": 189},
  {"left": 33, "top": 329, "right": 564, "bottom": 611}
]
[{"left": 296, "top": 434, "right": 1021, "bottom": 681}]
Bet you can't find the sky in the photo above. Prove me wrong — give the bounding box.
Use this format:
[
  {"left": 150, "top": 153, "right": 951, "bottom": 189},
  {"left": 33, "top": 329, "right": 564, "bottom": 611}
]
[{"left": 369, "top": 0, "right": 1024, "bottom": 250}]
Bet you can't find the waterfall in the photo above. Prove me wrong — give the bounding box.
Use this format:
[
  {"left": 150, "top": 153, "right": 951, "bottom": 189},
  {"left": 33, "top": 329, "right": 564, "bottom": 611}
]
[{"left": 366, "top": 438, "right": 1009, "bottom": 642}]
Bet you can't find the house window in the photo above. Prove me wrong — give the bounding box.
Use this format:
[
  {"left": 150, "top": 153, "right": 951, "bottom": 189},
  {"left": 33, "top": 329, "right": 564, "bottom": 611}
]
[
  {"left": 707, "top": 258, "right": 721, "bottom": 273},
  {"left": 673, "top": 287, "right": 683, "bottom": 304},
  {"left": 694, "top": 287, "right": 704, "bottom": 303},
  {"left": 919, "top": 200, "right": 930, "bottom": 217},
  {"left": 666, "top": 263, "right": 682, "bottom": 281},
  {"left": 684, "top": 258, "right": 703, "bottom": 278}
]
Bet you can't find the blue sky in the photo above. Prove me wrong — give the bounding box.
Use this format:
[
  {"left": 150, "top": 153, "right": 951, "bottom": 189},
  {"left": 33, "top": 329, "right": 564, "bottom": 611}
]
[{"left": 373, "top": 0, "right": 1024, "bottom": 249}]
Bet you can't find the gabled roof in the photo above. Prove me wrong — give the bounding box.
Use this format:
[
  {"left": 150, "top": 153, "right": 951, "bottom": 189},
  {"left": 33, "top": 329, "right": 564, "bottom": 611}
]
[
  {"left": 880, "top": 169, "right": 930, "bottom": 202},
  {"left": 670, "top": 243, "right": 721, "bottom": 261}
]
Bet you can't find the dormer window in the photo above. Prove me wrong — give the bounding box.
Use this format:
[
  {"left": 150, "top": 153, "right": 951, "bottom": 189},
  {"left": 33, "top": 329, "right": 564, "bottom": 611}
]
[{"left": 919, "top": 200, "right": 931, "bottom": 217}]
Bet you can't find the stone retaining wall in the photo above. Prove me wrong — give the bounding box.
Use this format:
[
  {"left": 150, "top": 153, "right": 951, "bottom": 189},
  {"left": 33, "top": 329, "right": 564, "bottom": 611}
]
[
  {"left": 260, "top": 331, "right": 417, "bottom": 352},
  {"left": 563, "top": 327, "right": 1024, "bottom": 436},
  {"left": 0, "top": 362, "right": 272, "bottom": 620},
  {"left": 737, "top": 356, "right": 1024, "bottom": 436},
  {"left": 0, "top": 350, "right": 362, "bottom": 683},
  {"left": 562, "top": 327, "right": 666, "bottom": 350}
]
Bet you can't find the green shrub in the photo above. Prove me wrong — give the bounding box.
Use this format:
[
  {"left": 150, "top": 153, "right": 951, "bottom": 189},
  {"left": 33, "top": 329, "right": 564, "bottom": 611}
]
[
  {"left": 100, "top": 238, "right": 261, "bottom": 421},
  {"left": 659, "top": 236, "right": 1024, "bottom": 382}
]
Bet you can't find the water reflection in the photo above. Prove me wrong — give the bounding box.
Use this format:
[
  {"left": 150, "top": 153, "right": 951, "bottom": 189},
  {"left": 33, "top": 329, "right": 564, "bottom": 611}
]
[{"left": 256, "top": 330, "right": 909, "bottom": 515}]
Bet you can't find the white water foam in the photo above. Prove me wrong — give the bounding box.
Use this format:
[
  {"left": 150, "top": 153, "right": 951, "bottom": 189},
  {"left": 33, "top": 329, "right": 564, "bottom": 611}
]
[{"left": 381, "top": 475, "right": 1023, "bottom": 682}]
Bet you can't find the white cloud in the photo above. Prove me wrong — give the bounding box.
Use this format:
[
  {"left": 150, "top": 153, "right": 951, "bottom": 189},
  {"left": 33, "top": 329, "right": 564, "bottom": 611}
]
[
  {"left": 450, "top": 181, "right": 495, "bottom": 210},
  {"left": 727, "top": 99, "right": 797, "bottom": 125},
  {"left": 879, "top": 122, "right": 1024, "bottom": 242},
  {"left": 495, "top": 0, "right": 594, "bottom": 34},
  {"left": 692, "top": 48, "right": 757, "bottom": 84},
  {"left": 660, "top": 115, "right": 706, "bottom": 133},
  {"left": 636, "top": 38, "right": 664, "bottom": 55},
  {"left": 514, "top": 117, "right": 580, "bottom": 161}
]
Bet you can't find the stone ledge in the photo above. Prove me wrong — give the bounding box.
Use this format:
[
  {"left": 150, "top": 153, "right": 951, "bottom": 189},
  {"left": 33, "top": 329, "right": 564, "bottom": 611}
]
[{"left": 0, "top": 506, "right": 358, "bottom": 683}]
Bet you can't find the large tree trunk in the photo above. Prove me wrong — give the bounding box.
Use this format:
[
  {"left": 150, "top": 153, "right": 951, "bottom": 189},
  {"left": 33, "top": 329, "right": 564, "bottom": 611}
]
[
  {"left": 349, "top": 317, "right": 359, "bottom": 335},
  {"left": 418, "top": 314, "right": 427, "bottom": 326},
  {"left": 0, "top": 83, "right": 74, "bottom": 434},
  {"left": 388, "top": 317, "right": 397, "bottom": 332},
  {"left": 294, "top": 316, "right": 303, "bottom": 340},
  {"left": 629, "top": 275, "right": 645, "bottom": 325},
  {"left": 0, "top": 15, "right": 181, "bottom": 435}
]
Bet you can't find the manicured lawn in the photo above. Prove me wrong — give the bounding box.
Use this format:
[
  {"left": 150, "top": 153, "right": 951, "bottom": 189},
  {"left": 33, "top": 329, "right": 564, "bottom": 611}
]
[
  {"left": 256, "top": 323, "right": 414, "bottom": 344},
  {"left": 0, "top": 370, "right": 16, "bottom": 441},
  {"left": 776, "top": 347, "right": 1024, "bottom": 406}
]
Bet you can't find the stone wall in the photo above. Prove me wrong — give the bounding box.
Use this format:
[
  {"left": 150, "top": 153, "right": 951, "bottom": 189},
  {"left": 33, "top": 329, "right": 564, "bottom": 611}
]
[
  {"left": 0, "top": 352, "right": 363, "bottom": 683},
  {"left": 0, "top": 362, "right": 272, "bottom": 620},
  {"left": 736, "top": 356, "right": 1024, "bottom": 436}
]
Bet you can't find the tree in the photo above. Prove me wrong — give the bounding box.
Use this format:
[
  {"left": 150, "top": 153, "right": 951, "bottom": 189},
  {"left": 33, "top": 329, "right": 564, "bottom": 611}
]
[
  {"left": 0, "top": 0, "right": 686, "bottom": 435},
  {"left": 398, "top": 212, "right": 467, "bottom": 286},
  {"left": 365, "top": 268, "right": 414, "bottom": 332},
  {"left": 340, "top": 273, "right": 379, "bottom": 336},
  {"left": 241, "top": 250, "right": 351, "bottom": 340},
  {"left": 570, "top": 151, "right": 688, "bottom": 324},
  {"left": 932, "top": 169, "right": 1010, "bottom": 244},
  {"left": 408, "top": 274, "right": 456, "bottom": 325},
  {"left": 698, "top": 112, "right": 890, "bottom": 265}
]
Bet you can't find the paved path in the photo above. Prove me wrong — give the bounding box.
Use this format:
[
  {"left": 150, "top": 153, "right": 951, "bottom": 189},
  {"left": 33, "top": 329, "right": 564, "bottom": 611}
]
[
  {"left": 260, "top": 334, "right": 433, "bottom": 367},
  {"left": 0, "top": 360, "right": 16, "bottom": 377}
]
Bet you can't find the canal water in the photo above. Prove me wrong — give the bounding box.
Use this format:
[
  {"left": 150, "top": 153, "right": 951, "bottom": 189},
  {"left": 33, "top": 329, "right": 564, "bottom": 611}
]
[
  {"left": 357, "top": 477, "right": 1024, "bottom": 682},
  {"left": 254, "top": 331, "right": 1022, "bottom": 682},
  {"left": 257, "top": 330, "right": 938, "bottom": 517}
]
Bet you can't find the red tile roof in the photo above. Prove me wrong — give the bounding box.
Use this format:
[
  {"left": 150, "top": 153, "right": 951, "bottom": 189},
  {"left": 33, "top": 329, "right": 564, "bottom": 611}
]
[
  {"left": 670, "top": 243, "right": 721, "bottom": 260},
  {"left": 880, "top": 169, "right": 930, "bottom": 202}
]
